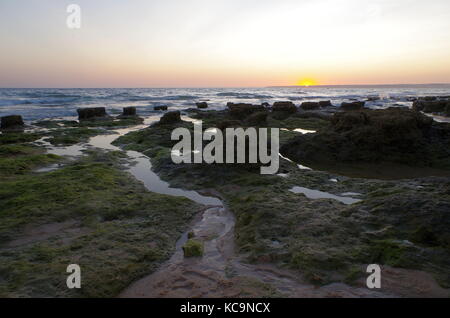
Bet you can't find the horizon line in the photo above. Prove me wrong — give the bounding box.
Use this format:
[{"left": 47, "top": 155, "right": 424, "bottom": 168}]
[{"left": 1, "top": 83, "right": 450, "bottom": 89}]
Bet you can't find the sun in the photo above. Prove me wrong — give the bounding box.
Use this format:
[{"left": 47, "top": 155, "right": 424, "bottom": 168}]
[{"left": 297, "top": 79, "right": 317, "bottom": 87}]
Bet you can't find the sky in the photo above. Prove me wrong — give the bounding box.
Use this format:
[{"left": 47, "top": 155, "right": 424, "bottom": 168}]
[{"left": 0, "top": 0, "right": 450, "bottom": 88}]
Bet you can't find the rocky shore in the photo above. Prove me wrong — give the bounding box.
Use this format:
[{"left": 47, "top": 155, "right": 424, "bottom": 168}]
[
  {"left": 113, "top": 102, "right": 450, "bottom": 295},
  {"left": 1, "top": 101, "right": 449, "bottom": 297}
]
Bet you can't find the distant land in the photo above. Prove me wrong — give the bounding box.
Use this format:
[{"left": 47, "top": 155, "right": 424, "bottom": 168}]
[{"left": 268, "top": 83, "right": 450, "bottom": 88}]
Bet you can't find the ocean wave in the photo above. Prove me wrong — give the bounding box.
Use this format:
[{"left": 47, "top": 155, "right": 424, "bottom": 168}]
[
  {"left": 0, "top": 99, "right": 33, "bottom": 106},
  {"left": 216, "top": 92, "right": 272, "bottom": 99},
  {"left": 22, "top": 91, "right": 82, "bottom": 99}
]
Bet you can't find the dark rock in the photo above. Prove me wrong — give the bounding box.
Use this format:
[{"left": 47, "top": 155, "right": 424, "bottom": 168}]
[
  {"left": 419, "top": 96, "right": 437, "bottom": 101},
  {"left": 261, "top": 102, "right": 270, "bottom": 108},
  {"left": 217, "top": 120, "right": 242, "bottom": 131},
  {"left": 122, "top": 107, "right": 136, "bottom": 116},
  {"left": 424, "top": 101, "right": 447, "bottom": 113},
  {"left": 331, "top": 111, "right": 368, "bottom": 132},
  {"left": 280, "top": 108, "right": 448, "bottom": 168},
  {"left": 446, "top": 102, "right": 450, "bottom": 117},
  {"left": 413, "top": 100, "right": 448, "bottom": 114},
  {"left": 319, "top": 100, "right": 332, "bottom": 107},
  {"left": 154, "top": 105, "right": 168, "bottom": 111},
  {"left": 1, "top": 115, "right": 24, "bottom": 129},
  {"left": 77, "top": 107, "right": 108, "bottom": 120},
  {"left": 412, "top": 100, "right": 425, "bottom": 112},
  {"left": 245, "top": 112, "right": 268, "bottom": 126},
  {"left": 272, "top": 101, "right": 297, "bottom": 113},
  {"left": 340, "top": 101, "right": 365, "bottom": 111},
  {"left": 227, "top": 103, "right": 265, "bottom": 118},
  {"left": 159, "top": 111, "right": 181, "bottom": 125},
  {"left": 196, "top": 102, "right": 208, "bottom": 109},
  {"left": 300, "top": 102, "right": 320, "bottom": 111}
]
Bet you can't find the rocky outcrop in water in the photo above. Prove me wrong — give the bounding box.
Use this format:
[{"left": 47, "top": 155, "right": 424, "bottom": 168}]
[
  {"left": 154, "top": 105, "right": 168, "bottom": 111},
  {"left": 77, "top": 107, "right": 108, "bottom": 121},
  {"left": 413, "top": 97, "right": 450, "bottom": 117},
  {"left": 227, "top": 103, "right": 266, "bottom": 118},
  {"left": 122, "top": 107, "right": 136, "bottom": 116},
  {"left": 300, "top": 102, "right": 320, "bottom": 110},
  {"left": 281, "top": 108, "right": 450, "bottom": 169},
  {"left": 196, "top": 102, "right": 208, "bottom": 109},
  {"left": 340, "top": 101, "right": 365, "bottom": 111},
  {"left": 272, "top": 101, "right": 297, "bottom": 113},
  {"left": 300, "top": 101, "right": 333, "bottom": 110},
  {"left": 159, "top": 111, "right": 181, "bottom": 125},
  {"left": 117, "top": 107, "right": 142, "bottom": 121},
  {"left": 1, "top": 115, "right": 24, "bottom": 129},
  {"left": 319, "top": 100, "right": 332, "bottom": 107}
]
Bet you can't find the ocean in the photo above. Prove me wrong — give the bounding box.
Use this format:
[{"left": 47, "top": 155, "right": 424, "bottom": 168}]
[{"left": 1, "top": 86, "right": 450, "bottom": 122}]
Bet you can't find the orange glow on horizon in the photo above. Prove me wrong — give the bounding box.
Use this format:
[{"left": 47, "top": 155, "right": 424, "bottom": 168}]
[{"left": 296, "top": 79, "right": 318, "bottom": 87}]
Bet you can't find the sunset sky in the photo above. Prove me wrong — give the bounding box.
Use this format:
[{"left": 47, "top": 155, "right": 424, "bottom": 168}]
[{"left": 1, "top": 0, "right": 450, "bottom": 88}]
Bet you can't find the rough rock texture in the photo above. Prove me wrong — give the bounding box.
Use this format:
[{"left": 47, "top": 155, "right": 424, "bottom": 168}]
[
  {"left": 245, "top": 112, "right": 268, "bottom": 126},
  {"left": 182, "top": 239, "right": 204, "bottom": 257},
  {"left": 413, "top": 98, "right": 450, "bottom": 116},
  {"left": 272, "top": 101, "right": 297, "bottom": 113},
  {"left": 227, "top": 103, "right": 266, "bottom": 118},
  {"left": 281, "top": 108, "right": 450, "bottom": 168},
  {"left": 196, "top": 102, "right": 208, "bottom": 109},
  {"left": 300, "top": 102, "right": 320, "bottom": 110},
  {"left": 122, "top": 107, "right": 136, "bottom": 116},
  {"left": 159, "top": 111, "right": 181, "bottom": 125},
  {"left": 113, "top": 109, "right": 450, "bottom": 291},
  {"left": 319, "top": 100, "right": 332, "bottom": 107},
  {"left": 77, "top": 107, "right": 108, "bottom": 121},
  {"left": 154, "top": 105, "right": 168, "bottom": 111},
  {"left": 340, "top": 101, "right": 365, "bottom": 111},
  {"left": 217, "top": 120, "right": 243, "bottom": 131},
  {"left": 1, "top": 115, "right": 24, "bottom": 129}
]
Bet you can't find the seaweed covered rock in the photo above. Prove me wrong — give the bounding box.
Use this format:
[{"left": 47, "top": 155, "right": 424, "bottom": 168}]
[
  {"left": 1, "top": 115, "right": 24, "bottom": 129},
  {"left": 217, "top": 120, "right": 242, "bottom": 131},
  {"left": 280, "top": 108, "right": 450, "bottom": 168},
  {"left": 319, "top": 100, "right": 332, "bottom": 107},
  {"left": 413, "top": 98, "right": 449, "bottom": 115},
  {"left": 159, "top": 111, "right": 181, "bottom": 125},
  {"left": 245, "top": 111, "right": 268, "bottom": 126},
  {"left": 196, "top": 102, "right": 208, "bottom": 109},
  {"left": 340, "top": 101, "right": 365, "bottom": 111},
  {"left": 272, "top": 101, "right": 297, "bottom": 113},
  {"left": 182, "top": 239, "right": 204, "bottom": 257},
  {"left": 227, "top": 103, "right": 265, "bottom": 118},
  {"left": 300, "top": 102, "right": 320, "bottom": 110},
  {"left": 77, "top": 107, "right": 108, "bottom": 121}
]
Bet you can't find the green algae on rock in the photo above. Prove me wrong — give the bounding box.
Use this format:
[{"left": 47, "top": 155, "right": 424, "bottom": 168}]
[
  {"left": 182, "top": 239, "right": 204, "bottom": 257},
  {"left": 112, "top": 111, "right": 450, "bottom": 290},
  {"left": 281, "top": 108, "right": 450, "bottom": 170},
  {"left": 0, "top": 136, "right": 202, "bottom": 297}
]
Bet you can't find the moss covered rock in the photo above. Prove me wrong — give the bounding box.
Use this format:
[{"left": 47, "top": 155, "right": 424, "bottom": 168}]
[
  {"left": 183, "top": 239, "right": 204, "bottom": 257},
  {"left": 159, "top": 111, "right": 181, "bottom": 125},
  {"left": 281, "top": 108, "right": 450, "bottom": 169}
]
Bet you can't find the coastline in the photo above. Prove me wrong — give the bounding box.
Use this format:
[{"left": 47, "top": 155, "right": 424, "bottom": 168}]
[{"left": 1, "top": 99, "right": 449, "bottom": 297}]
